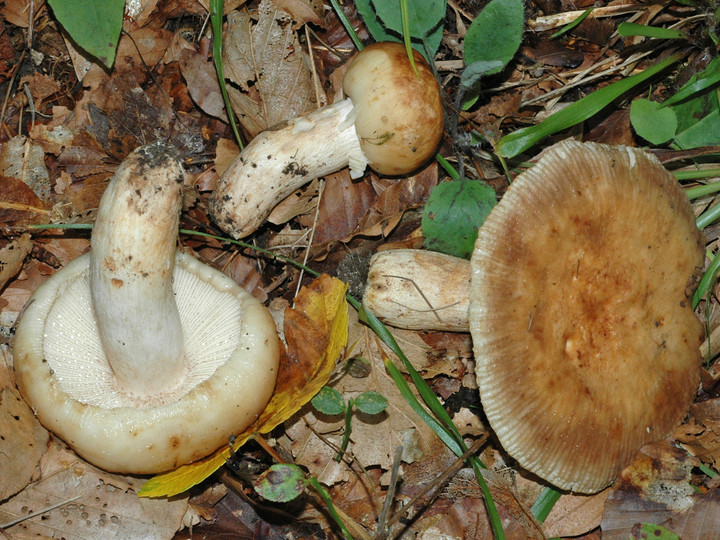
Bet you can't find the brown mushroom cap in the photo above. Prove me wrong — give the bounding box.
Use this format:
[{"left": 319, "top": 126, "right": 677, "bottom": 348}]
[
  {"left": 342, "top": 42, "right": 444, "bottom": 176},
  {"left": 469, "top": 140, "right": 704, "bottom": 493}
]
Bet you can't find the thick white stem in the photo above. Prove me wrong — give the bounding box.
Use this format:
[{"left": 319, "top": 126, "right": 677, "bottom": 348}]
[
  {"left": 209, "top": 98, "right": 366, "bottom": 239},
  {"left": 90, "top": 143, "right": 186, "bottom": 398},
  {"left": 363, "top": 249, "right": 471, "bottom": 332}
]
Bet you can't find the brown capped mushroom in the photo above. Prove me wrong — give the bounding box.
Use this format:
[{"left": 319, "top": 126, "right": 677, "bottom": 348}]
[
  {"left": 363, "top": 140, "right": 704, "bottom": 493},
  {"left": 13, "top": 143, "right": 279, "bottom": 474},
  {"left": 209, "top": 41, "right": 444, "bottom": 239}
]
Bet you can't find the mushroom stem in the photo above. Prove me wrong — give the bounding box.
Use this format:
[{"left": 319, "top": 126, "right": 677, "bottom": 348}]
[
  {"left": 209, "top": 97, "right": 365, "bottom": 239},
  {"left": 363, "top": 249, "right": 471, "bottom": 332},
  {"left": 90, "top": 143, "right": 186, "bottom": 397}
]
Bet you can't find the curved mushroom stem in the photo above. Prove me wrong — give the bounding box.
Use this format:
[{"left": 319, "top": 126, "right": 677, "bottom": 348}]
[
  {"left": 209, "top": 98, "right": 366, "bottom": 239},
  {"left": 90, "top": 143, "right": 186, "bottom": 398},
  {"left": 363, "top": 249, "right": 471, "bottom": 332}
]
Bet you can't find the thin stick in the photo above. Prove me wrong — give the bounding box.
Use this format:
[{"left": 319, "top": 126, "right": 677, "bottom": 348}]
[{"left": 0, "top": 495, "right": 82, "bottom": 529}]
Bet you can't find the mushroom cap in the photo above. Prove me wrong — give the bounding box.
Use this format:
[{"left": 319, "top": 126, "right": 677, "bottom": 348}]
[
  {"left": 469, "top": 140, "right": 704, "bottom": 493},
  {"left": 343, "top": 42, "right": 443, "bottom": 176},
  {"left": 14, "top": 251, "right": 279, "bottom": 474}
]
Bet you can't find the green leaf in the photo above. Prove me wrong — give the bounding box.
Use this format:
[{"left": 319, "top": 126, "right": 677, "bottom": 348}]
[
  {"left": 460, "top": 61, "right": 506, "bottom": 89},
  {"left": 617, "top": 22, "right": 687, "bottom": 40},
  {"left": 48, "top": 0, "right": 124, "bottom": 68},
  {"left": 663, "top": 56, "right": 720, "bottom": 107},
  {"left": 495, "top": 53, "right": 681, "bottom": 158},
  {"left": 253, "top": 464, "right": 307, "bottom": 503},
  {"left": 463, "top": 0, "right": 524, "bottom": 76},
  {"left": 311, "top": 386, "right": 346, "bottom": 415},
  {"left": 550, "top": 7, "right": 593, "bottom": 39},
  {"left": 354, "top": 0, "right": 446, "bottom": 58},
  {"left": 422, "top": 180, "right": 497, "bottom": 259},
  {"left": 630, "top": 98, "right": 677, "bottom": 145},
  {"left": 630, "top": 523, "right": 680, "bottom": 540},
  {"left": 353, "top": 391, "right": 389, "bottom": 414}
]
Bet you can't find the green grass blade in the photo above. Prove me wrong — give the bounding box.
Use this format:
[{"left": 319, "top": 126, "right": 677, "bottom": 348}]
[
  {"left": 617, "top": 22, "right": 686, "bottom": 40},
  {"left": 531, "top": 486, "right": 562, "bottom": 522},
  {"left": 693, "top": 250, "right": 720, "bottom": 308},
  {"left": 400, "top": 0, "right": 419, "bottom": 76},
  {"left": 211, "top": 0, "right": 244, "bottom": 150},
  {"left": 328, "top": 0, "right": 364, "bottom": 51},
  {"left": 550, "top": 7, "right": 593, "bottom": 39},
  {"left": 495, "top": 53, "right": 681, "bottom": 158}
]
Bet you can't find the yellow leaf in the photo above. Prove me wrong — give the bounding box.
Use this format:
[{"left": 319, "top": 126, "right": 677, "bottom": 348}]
[{"left": 139, "top": 274, "right": 348, "bottom": 498}]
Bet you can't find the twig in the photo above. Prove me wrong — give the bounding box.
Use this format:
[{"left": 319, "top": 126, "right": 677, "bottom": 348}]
[
  {"left": 0, "top": 495, "right": 82, "bottom": 529},
  {"left": 384, "top": 435, "right": 489, "bottom": 533},
  {"left": 375, "top": 446, "right": 404, "bottom": 540}
]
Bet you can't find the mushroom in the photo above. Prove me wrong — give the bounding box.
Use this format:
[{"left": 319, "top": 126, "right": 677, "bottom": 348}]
[
  {"left": 209, "top": 41, "right": 444, "bottom": 239},
  {"left": 13, "top": 142, "right": 279, "bottom": 474},
  {"left": 364, "top": 249, "right": 471, "bottom": 331},
  {"left": 363, "top": 140, "right": 704, "bottom": 493}
]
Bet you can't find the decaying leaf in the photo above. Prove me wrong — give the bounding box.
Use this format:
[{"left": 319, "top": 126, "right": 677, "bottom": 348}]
[
  {"left": 0, "top": 386, "right": 49, "bottom": 501},
  {"left": 601, "top": 440, "right": 702, "bottom": 537},
  {"left": 0, "top": 234, "right": 32, "bottom": 290},
  {"left": 282, "top": 309, "right": 443, "bottom": 486},
  {"left": 223, "top": 0, "right": 320, "bottom": 137},
  {"left": 0, "top": 441, "right": 188, "bottom": 538},
  {"left": 271, "top": 0, "right": 324, "bottom": 29},
  {"left": 139, "top": 274, "right": 348, "bottom": 497},
  {"left": 675, "top": 399, "right": 720, "bottom": 471}
]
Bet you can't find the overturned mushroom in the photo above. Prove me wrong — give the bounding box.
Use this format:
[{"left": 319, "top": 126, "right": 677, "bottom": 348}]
[
  {"left": 14, "top": 143, "right": 279, "bottom": 474},
  {"left": 209, "top": 41, "right": 444, "bottom": 239},
  {"left": 363, "top": 140, "right": 704, "bottom": 493}
]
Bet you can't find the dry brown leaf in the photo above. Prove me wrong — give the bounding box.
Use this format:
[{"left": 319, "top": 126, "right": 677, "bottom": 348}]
[
  {"left": 268, "top": 178, "right": 322, "bottom": 225},
  {"left": 676, "top": 399, "right": 720, "bottom": 471},
  {"left": 0, "top": 0, "right": 30, "bottom": 28},
  {"left": 282, "top": 310, "right": 443, "bottom": 486},
  {"left": 0, "top": 234, "right": 32, "bottom": 290},
  {"left": 179, "top": 48, "right": 228, "bottom": 121},
  {"left": 0, "top": 386, "right": 50, "bottom": 501},
  {"left": 601, "top": 440, "right": 701, "bottom": 537},
  {"left": 313, "top": 172, "right": 378, "bottom": 244},
  {"left": 543, "top": 489, "right": 609, "bottom": 538},
  {"left": 223, "top": 0, "right": 320, "bottom": 137},
  {"left": 271, "top": 0, "right": 324, "bottom": 28},
  {"left": 0, "top": 442, "right": 188, "bottom": 538},
  {"left": 0, "top": 136, "right": 52, "bottom": 203}
]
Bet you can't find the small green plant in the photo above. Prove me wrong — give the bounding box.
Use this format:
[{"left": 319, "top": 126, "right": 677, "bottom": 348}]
[
  {"left": 311, "top": 386, "right": 389, "bottom": 462},
  {"left": 252, "top": 462, "right": 353, "bottom": 539}
]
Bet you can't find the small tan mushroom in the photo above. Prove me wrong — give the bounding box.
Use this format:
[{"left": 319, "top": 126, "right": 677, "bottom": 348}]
[
  {"left": 363, "top": 140, "right": 704, "bottom": 493},
  {"left": 209, "top": 41, "right": 444, "bottom": 239}
]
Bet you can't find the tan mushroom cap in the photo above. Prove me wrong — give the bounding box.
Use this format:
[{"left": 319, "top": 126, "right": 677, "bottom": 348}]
[
  {"left": 470, "top": 140, "right": 704, "bottom": 493},
  {"left": 343, "top": 42, "right": 444, "bottom": 176}
]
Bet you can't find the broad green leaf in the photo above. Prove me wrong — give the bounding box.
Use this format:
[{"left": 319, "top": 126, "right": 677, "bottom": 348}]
[
  {"left": 48, "top": 0, "right": 124, "bottom": 68},
  {"left": 461, "top": 60, "right": 505, "bottom": 89},
  {"left": 312, "top": 386, "right": 346, "bottom": 415},
  {"left": 495, "top": 53, "right": 681, "bottom": 158},
  {"left": 254, "top": 464, "right": 307, "bottom": 503},
  {"left": 353, "top": 391, "right": 389, "bottom": 415},
  {"left": 422, "top": 180, "right": 496, "bottom": 259},
  {"left": 354, "top": 0, "right": 446, "bottom": 58},
  {"left": 630, "top": 98, "right": 677, "bottom": 145},
  {"left": 674, "top": 105, "right": 720, "bottom": 147},
  {"left": 463, "top": 0, "right": 524, "bottom": 76},
  {"left": 617, "top": 22, "right": 687, "bottom": 40}
]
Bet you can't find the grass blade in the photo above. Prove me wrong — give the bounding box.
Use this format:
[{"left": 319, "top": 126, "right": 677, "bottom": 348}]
[
  {"left": 617, "top": 22, "right": 686, "bottom": 40},
  {"left": 495, "top": 53, "right": 681, "bottom": 158},
  {"left": 210, "top": 0, "right": 244, "bottom": 150}
]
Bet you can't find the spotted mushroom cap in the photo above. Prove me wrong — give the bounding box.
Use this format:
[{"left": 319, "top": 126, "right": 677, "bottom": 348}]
[{"left": 469, "top": 140, "right": 704, "bottom": 493}]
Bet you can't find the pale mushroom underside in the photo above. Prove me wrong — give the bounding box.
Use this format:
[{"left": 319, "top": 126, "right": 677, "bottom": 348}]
[
  {"left": 14, "top": 251, "right": 279, "bottom": 474},
  {"left": 470, "top": 140, "right": 704, "bottom": 493}
]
